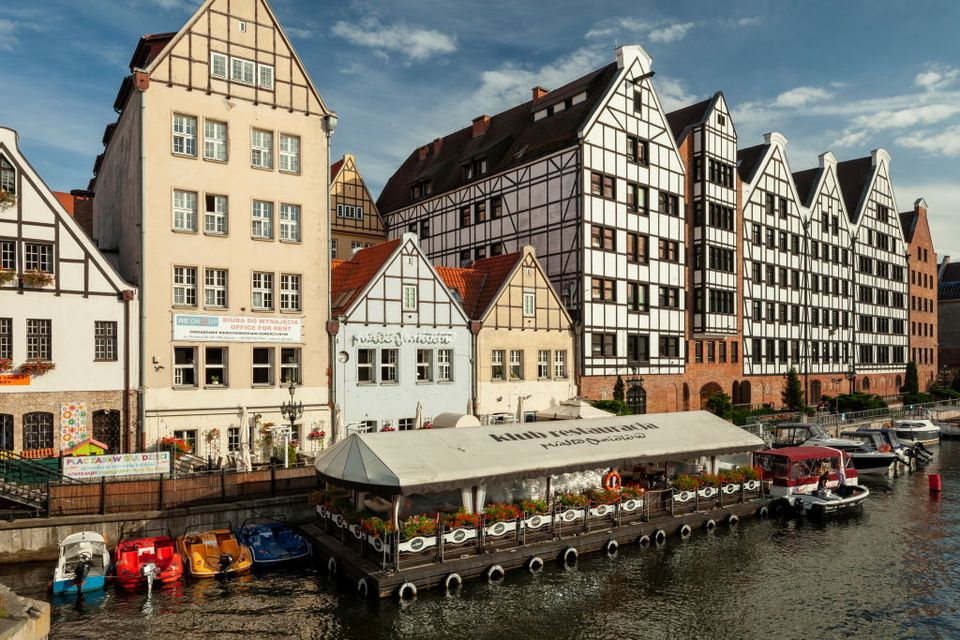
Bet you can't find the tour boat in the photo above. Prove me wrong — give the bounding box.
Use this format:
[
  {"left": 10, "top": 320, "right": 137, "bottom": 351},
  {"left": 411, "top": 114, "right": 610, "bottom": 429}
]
[
  {"left": 114, "top": 532, "right": 183, "bottom": 589},
  {"left": 237, "top": 517, "right": 311, "bottom": 566},
  {"left": 754, "top": 446, "right": 869, "bottom": 517},
  {"left": 771, "top": 423, "right": 897, "bottom": 474},
  {"left": 891, "top": 419, "right": 941, "bottom": 447},
  {"left": 176, "top": 524, "right": 253, "bottom": 578},
  {"left": 52, "top": 531, "right": 111, "bottom": 595}
]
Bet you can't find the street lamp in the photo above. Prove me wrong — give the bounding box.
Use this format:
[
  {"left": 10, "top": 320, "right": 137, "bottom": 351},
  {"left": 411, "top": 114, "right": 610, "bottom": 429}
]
[
  {"left": 279, "top": 378, "right": 303, "bottom": 469},
  {"left": 846, "top": 363, "right": 856, "bottom": 395}
]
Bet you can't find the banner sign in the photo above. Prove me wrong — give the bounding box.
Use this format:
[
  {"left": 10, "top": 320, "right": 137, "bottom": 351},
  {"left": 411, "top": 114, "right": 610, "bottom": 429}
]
[
  {"left": 173, "top": 314, "right": 301, "bottom": 343},
  {"left": 62, "top": 452, "right": 172, "bottom": 479},
  {"left": 351, "top": 331, "right": 455, "bottom": 347},
  {"left": 60, "top": 402, "right": 89, "bottom": 451},
  {"left": 0, "top": 374, "right": 30, "bottom": 386}
]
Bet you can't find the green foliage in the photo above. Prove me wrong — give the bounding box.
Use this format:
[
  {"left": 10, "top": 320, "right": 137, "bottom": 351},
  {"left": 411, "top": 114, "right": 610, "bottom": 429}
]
[
  {"left": 782, "top": 368, "right": 805, "bottom": 410},
  {"left": 613, "top": 375, "right": 625, "bottom": 403},
  {"left": 705, "top": 391, "right": 733, "bottom": 419},
  {"left": 952, "top": 372, "right": 960, "bottom": 393},
  {"left": 518, "top": 499, "right": 548, "bottom": 515},
  {"left": 672, "top": 474, "right": 701, "bottom": 491},
  {"left": 831, "top": 392, "right": 888, "bottom": 412},
  {"left": 931, "top": 384, "right": 960, "bottom": 400},
  {"left": 903, "top": 392, "right": 935, "bottom": 405},
  {"left": 590, "top": 399, "right": 630, "bottom": 415},
  {"left": 903, "top": 361, "right": 920, "bottom": 395},
  {"left": 730, "top": 406, "right": 782, "bottom": 426}
]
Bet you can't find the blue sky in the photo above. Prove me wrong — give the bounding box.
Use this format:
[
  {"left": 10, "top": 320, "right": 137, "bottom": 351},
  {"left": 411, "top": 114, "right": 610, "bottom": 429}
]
[{"left": 3, "top": 0, "right": 959, "bottom": 257}]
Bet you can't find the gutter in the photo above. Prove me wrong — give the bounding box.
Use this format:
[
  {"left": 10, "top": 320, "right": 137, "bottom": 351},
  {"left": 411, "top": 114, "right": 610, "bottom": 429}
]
[{"left": 137, "top": 75, "right": 148, "bottom": 452}]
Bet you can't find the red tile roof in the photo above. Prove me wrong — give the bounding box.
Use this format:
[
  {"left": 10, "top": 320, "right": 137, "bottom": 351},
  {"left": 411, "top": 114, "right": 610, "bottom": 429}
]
[
  {"left": 330, "top": 158, "right": 345, "bottom": 180},
  {"left": 52, "top": 191, "right": 75, "bottom": 215},
  {"left": 330, "top": 239, "right": 401, "bottom": 315},
  {"left": 436, "top": 253, "right": 523, "bottom": 320}
]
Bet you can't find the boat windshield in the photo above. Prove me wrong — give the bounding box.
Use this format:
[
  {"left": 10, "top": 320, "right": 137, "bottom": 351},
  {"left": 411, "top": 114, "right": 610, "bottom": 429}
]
[{"left": 808, "top": 424, "right": 828, "bottom": 437}]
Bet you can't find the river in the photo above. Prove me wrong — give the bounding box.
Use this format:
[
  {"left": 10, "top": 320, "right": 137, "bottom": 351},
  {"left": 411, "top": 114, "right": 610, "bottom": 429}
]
[{"left": 3, "top": 442, "right": 959, "bottom": 639}]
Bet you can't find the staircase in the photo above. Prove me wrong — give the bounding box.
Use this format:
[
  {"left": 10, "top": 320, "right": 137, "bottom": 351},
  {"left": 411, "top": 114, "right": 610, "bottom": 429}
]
[
  {"left": 0, "top": 452, "right": 79, "bottom": 514},
  {"left": 0, "top": 478, "right": 46, "bottom": 511}
]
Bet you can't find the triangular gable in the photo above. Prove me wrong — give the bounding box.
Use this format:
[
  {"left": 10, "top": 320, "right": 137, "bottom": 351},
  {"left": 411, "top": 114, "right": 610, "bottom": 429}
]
[
  {"left": 334, "top": 156, "right": 380, "bottom": 214},
  {"left": 476, "top": 250, "right": 572, "bottom": 327},
  {"left": 144, "top": 0, "right": 332, "bottom": 117},
  {"left": 844, "top": 152, "right": 904, "bottom": 242},
  {"left": 741, "top": 134, "right": 805, "bottom": 209}
]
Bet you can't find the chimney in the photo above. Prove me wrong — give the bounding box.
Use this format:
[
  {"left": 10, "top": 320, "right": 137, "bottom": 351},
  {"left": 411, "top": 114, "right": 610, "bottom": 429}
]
[
  {"left": 914, "top": 197, "right": 928, "bottom": 215},
  {"left": 418, "top": 145, "right": 430, "bottom": 161},
  {"left": 472, "top": 115, "right": 491, "bottom": 138},
  {"left": 532, "top": 86, "right": 549, "bottom": 101},
  {"left": 432, "top": 137, "right": 443, "bottom": 155}
]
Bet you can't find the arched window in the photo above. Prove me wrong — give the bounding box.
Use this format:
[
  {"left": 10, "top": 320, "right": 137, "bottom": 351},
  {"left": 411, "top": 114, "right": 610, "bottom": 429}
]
[
  {"left": 862, "top": 377, "right": 871, "bottom": 392},
  {"left": 0, "top": 156, "right": 14, "bottom": 194},
  {"left": 92, "top": 410, "right": 121, "bottom": 453},
  {"left": 627, "top": 383, "right": 647, "bottom": 415},
  {"left": 0, "top": 414, "right": 12, "bottom": 451},
  {"left": 895, "top": 375, "right": 903, "bottom": 391},
  {"left": 810, "top": 380, "right": 823, "bottom": 404},
  {"left": 22, "top": 412, "right": 54, "bottom": 451}
]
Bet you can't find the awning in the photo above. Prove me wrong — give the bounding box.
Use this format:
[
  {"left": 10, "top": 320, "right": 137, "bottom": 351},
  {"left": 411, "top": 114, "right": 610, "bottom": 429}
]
[{"left": 315, "top": 410, "right": 765, "bottom": 496}]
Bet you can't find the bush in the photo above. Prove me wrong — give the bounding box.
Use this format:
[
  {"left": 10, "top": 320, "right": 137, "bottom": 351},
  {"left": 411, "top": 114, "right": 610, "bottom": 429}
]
[
  {"left": 782, "top": 368, "right": 804, "bottom": 410},
  {"left": 613, "top": 375, "right": 625, "bottom": 403},
  {"left": 931, "top": 384, "right": 960, "bottom": 400},
  {"left": 903, "top": 361, "right": 920, "bottom": 395},
  {"left": 590, "top": 399, "right": 630, "bottom": 415},
  {"left": 672, "top": 474, "right": 701, "bottom": 492},
  {"left": 831, "top": 392, "right": 888, "bottom": 412},
  {"left": 555, "top": 492, "right": 588, "bottom": 508},
  {"left": 400, "top": 514, "right": 437, "bottom": 540},
  {"left": 590, "top": 488, "right": 622, "bottom": 505},
  {"left": 483, "top": 503, "right": 521, "bottom": 523},
  {"left": 518, "top": 499, "right": 549, "bottom": 515},
  {"left": 361, "top": 517, "right": 395, "bottom": 538},
  {"left": 718, "top": 468, "right": 745, "bottom": 485},
  {"left": 705, "top": 392, "right": 733, "bottom": 420}
]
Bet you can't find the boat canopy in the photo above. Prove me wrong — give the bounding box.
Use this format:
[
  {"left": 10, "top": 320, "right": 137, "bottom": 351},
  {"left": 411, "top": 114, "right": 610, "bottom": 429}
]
[
  {"left": 315, "top": 410, "right": 765, "bottom": 495},
  {"left": 755, "top": 446, "right": 845, "bottom": 462}
]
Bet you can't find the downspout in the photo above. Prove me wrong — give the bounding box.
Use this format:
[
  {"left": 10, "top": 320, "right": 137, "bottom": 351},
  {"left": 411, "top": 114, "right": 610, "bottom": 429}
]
[
  {"left": 137, "top": 77, "right": 148, "bottom": 452},
  {"left": 122, "top": 292, "right": 132, "bottom": 453},
  {"left": 324, "top": 114, "right": 337, "bottom": 431}
]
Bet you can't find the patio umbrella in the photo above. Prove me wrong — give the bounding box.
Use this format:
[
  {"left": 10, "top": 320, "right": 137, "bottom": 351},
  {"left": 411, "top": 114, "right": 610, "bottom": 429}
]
[
  {"left": 467, "top": 398, "right": 474, "bottom": 416},
  {"left": 414, "top": 401, "right": 424, "bottom": 430},
  {"left": 333, "top": 404, "right": 344, "bottom": 443},
  {"left": 515, "top": 396, "right": 525, "bottom": 424}
]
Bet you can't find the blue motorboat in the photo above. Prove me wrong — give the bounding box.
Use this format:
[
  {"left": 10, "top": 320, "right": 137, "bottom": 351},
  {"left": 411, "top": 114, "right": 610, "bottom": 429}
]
[
  {"left": 52, "top": 531, "right": 110, "bottom": 594},
  {"left": 237, "top": 517, "right": 311, "bottom": 566}
]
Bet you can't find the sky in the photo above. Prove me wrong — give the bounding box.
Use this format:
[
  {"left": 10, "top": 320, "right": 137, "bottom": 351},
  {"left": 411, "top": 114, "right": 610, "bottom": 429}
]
[{"left": 2, "top": 0, "right": 959, "bottom": 257}]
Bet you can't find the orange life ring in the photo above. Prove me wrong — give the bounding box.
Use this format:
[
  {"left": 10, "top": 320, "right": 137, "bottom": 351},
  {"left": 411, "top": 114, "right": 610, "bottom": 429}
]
[{"left": 602, "top": 471, "right": 622, "bottom": 491}]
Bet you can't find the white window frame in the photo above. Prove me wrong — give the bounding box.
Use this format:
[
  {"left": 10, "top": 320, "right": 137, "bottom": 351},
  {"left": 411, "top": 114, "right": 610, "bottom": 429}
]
[
  {"left": 279, "top": 203, "right": 301, "bottom": 242},
  {"left": 203, "top": 119, "right": 228, "bottom": 161},
  {"left": 380, "top": 349, "right": 398, "bottom": 383},
  {"left": 251, "top": 200, "right": 274, "bottom": 239},
  {"left": 509, "top": 350, "right": 524, "bottom": 380},
  {"left": 173, "top": 347, "right": 197, "bottom": 387},
  {"left": 26, "top": 319, "right": 51, "bottom": 360},
  {"left": 231, "top": 57, "right": 255, "bottom": 85},
  {"left": 416, "top": 349, "right": 432, "bottom": 382},
  {"left": 279, "top": 134, "right": 300, "bottom": 173},
  {"left": 251, "top": 272, "right": 273, "bottom": 311},
  {"left": 210, "top": 51, "right": 228, "bottom": 79},
  {"left": 357, "top": 348, "right": 375, "bottom": 384},
  {"left": 523, "top": 291, "right": 536, "bottom": 317},
  {"left": 173, "top": 266, "right": 197, "bottom": 307},
  {"left": 204, "top": 194, "right": 228, "bottom": 235},
  {"left": 280, "top": 274, "right": 301, "bottom": 312},
  {"left": 227, "top": 427, "right": 241, "bottom": 452},
  {"left": 0, "top": 240, "right": 15, "bottom": 271},
  {"left": 537, "top": 349, "right": 550, "bottom": 379},
  {"left": 94, "top": 321, "right": 118, "bottom": 361},
  {"left": 23, "top": 243, "right": 53, "bottom": 273},
  {"left": 402, "top": 284, "right": 418, "bottom": 311},
  {"left": 251, "top": 129, "right": 273, "bottom": 169},
  {"left": 554, "top": 350, "right": 567, "bottom": 378},
  {"left": 252, "top": 347, "right": 274, "bottom": 386},
  {"left": 204, "top": 268, "right": 227, "bottom": 309},
  {"left": 172, "top": 114, "right": 197, "bottom": 157},
  {"left": 172, "top": 189, "right": 198, "bottom": 232},
  {"left": 330, "top": 239, "right": 337, "bottom": 259},
  {"left": 436, "top": 349, "right": 452, "bottom": 382},
  {"left": 491, "top": 349, "right": 505, "bottom": 381},
  {"left": 280, "top": 347, "right": 301, "bottom": 384},
  {"left": 204, "top": 346, "right": 227, "bottom": 386},
  {"left": 257, "top": 63, "right": 274, "bottom": 90}
]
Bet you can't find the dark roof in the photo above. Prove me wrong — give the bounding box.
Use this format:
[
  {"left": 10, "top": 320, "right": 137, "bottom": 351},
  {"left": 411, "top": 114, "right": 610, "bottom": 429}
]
[
  {"left": 791, "top": 167, "right": 821, "bottom": 207},
  {"left": 330, "top": 239, "right": 402, "bottom": 315},
  {"left": 736, "top": 143, "right": 768, "bottom": 183},
  {"left": 898, "top": 211, "right": 918, "bottom": 243},
  {"left": 835, "top": 156, "right": 873, "bottom": 223},
  {"left": 664, "top": 95, "right": 714, "bottom": 143},
  {"left": 939, "top": 262, "right": 960, "bottom": 300},
  {"left": 330, "top": 157, "right": 345, "bottom": 180},
  {"left": 377, "top": 62, "right": 619, "bottom": 213},
  {"left": 129, "top": 32, "right": 176, "bottom": 70}
]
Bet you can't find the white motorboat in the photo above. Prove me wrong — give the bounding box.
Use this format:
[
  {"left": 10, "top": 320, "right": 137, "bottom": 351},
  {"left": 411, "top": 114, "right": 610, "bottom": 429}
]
[
  {"left": 892, "top": 419, "right": 941, "bottom": 447},
  {"left": 52, "top": 531, "right": 110, "bottom": 595},
  {"left": 771, "top": 423, "right": 897, "bottom": 474},
  {"left": 754, "top": 446, "right": 869, "bottom": 518}
]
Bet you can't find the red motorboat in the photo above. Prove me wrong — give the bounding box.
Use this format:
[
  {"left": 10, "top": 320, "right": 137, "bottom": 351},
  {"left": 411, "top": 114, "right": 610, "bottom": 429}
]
[{"left": 114, "top": 532, "right": 183, "bottom": 589}]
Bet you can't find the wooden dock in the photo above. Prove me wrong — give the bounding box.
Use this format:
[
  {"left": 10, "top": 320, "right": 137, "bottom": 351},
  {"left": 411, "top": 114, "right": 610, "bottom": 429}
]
[{"left": 302, "top": 497, "right": 772, "bottom": 599}]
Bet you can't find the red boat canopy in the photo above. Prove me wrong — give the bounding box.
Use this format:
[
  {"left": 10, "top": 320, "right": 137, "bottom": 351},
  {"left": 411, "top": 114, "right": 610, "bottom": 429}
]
[{"left": 755, "top": 446, "right": 845, "bottom": 462}]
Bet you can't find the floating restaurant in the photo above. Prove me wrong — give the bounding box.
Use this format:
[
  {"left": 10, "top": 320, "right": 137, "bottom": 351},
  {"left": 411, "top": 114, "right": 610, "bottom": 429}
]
[{"left": 305, "top": 410, "right": 769, "bottom": 599}]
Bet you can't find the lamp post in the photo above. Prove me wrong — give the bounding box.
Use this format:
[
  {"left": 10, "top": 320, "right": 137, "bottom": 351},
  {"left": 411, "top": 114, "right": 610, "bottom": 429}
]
[
  {"left": 846, "top": 363, "right": 856, "bottom": 395},
  {"left": 831, "top": 377, "right": 843, "bottom": 413},
  {"left": 279, "top": 378, "right": 302, "bottom": 469}
]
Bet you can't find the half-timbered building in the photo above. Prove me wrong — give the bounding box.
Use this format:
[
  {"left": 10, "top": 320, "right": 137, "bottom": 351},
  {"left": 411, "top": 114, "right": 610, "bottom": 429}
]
[
  {"left": 0, "top": 127, "right": 139, "bottom": 456},
  {"left": 330, "top": 154, "right": 386, "bottom": 260},
  {"left": 329, "top": 235, "right": 472, "bottom": 432}
]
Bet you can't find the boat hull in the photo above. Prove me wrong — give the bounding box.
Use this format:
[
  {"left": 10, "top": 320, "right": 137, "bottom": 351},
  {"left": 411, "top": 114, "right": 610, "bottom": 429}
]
[
  {"left": 849, "top": 455, "right": 896, "bottom": 474},
  {"left": 52, "top": 574, "right": 105, "bottom": 595},
  {"left": 788, "top": 485, "right": 870, "bottom": 518}
]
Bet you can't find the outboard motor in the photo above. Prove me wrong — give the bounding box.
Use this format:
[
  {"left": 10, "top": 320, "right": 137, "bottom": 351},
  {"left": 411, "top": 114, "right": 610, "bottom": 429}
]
[
  {"left": 218, "top": 553, "right": 234, "bottom": 576},
  {"left": 141, "top": 561, "right": 159, "bottom": 594},
  {"left": 72, "top": 552, "right": 93, "bottom": 590}
]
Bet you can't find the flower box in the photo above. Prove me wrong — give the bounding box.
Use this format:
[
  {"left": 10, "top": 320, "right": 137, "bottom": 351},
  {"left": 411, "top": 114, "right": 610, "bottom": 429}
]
[
  {"left": 621, "top": 498, "right": 644, "bottom": 513},
  {"left": 744, "top": 479, "right": 761, "bottom": 491},
  {"left": 0, "top": 358, "right": 11, "bottom": 373},
  {"left": 673, "top": 490, "right": 696, "bottom": 503},
  {"left": 308, "top": 430, "right": 326, "bottom": 440},
  {"left": 721, "top": 483, "right": 740, "bottom": 495},
  {"left": 19, "top": 360, "right": 55, "bottom": 376},
  {"left": 558, "top": 508, "right": 582, "bottom": 523},
  {"left": 589, "top": 504, "right": 615, "bottom": 518},
  {"left": 0, "top": 269, "right": 15, "bottom": 286},
  {"left": 697, "top": 486, "right": 717, "bottom": 499},
  {"left": 20, "top": 270, "right": 54, "bottom": 288},
  {"left": 367, "top": 535, "right": 386, "bottom": 553}
]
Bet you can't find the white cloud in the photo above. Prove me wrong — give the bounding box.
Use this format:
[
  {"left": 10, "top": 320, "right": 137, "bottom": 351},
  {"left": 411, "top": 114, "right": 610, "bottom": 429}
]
[
  {"left": 585, "top": 18, "right": 650, "bottom": 40},
  {"left": 585, "top": 18, "right": 697, "bottom": 44},
  {"left": 648, "top": 21, "right": 696, "bottom": 44},
  {"left": 655, "top": 76, "right": 698, "bottom": 112},
  {"left": 851, "top": 103, "right": 960, "bottom": 131},
  {"left": 731, "top": 16, "right": 764, "bottom": 28},
  {"left": 145, "top": 0, "right": 192, "bottom": 9},
  {"left": 0, "top": 19, "right": 18, "bottom": 51},
  {"left": 331, "top": 19, "right": 457, "bottom": 61},
  {"left": 285, "top": 27, "right": 313, "bottom": 39},
  {"left": 897, "top": 124, "right": 960, "bottom": 156},
  {"left": 773, "top": 86, "right": 832, "bottom": 108},
  {"left": 914, "top": 64, "right": 960, "bottom": 92},
  {"left": 831, "top": 129, "right": 868, "bottom": 149},
  {"left": 895, "top": 180, "right": 960, "bottom": 258}
]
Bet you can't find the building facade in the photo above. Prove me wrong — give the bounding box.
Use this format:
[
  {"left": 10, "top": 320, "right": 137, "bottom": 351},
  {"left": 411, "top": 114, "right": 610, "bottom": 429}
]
[
  {"left": 330, "top": 154, "right": 385, "bottom": 260},
  {"left": 436, "top": 246, "right": 577, "bottom": 421},
  {"left": 0, "top": 127, "right": 139, "bottom": 455},
  {"left": 901, "top": 198, "right": 939, "bottom": 387},
  {"left": 330, "top": 235, "right": 472, "bottom": 432},
  {"left": 90, "top": 0, "right": 335, "bottom": 458},
  {"left": 938, "top": 259, "right": 960, "bottom": 374}
]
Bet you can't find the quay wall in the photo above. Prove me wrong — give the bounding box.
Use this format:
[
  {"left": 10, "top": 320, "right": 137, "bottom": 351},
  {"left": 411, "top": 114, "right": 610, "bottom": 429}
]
[{"left": 0, "top": 494, "right": 313, "bottom": 564}]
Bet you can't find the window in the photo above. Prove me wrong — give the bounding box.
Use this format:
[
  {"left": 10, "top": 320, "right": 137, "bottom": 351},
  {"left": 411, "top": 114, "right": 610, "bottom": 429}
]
[
  {"left": 279, "top": 134, "right": 300, "bottom": 173},
  {"left": 0, "top": 240, "right": 14, "bottom": 271},
  {"left": 172, "top": 190, "right": 198, "bottom": 231},
  {"left": 417, "top": 349, "right": 433, "bottom": 382},
  {"left": 330, "top": 239, "right": 337, "bottom": 259},
  {"left": 172, "top": 114, "right": 197, "bottom": 156},
  {"left": 591, "top": 278, "right": 616, "bottom": 302},
  {"left": 202, "top": 268, "right": 228, "bottom": 308},
  {"left": 357, "top": 349, "right": 375, "bottom": 383},
  {"left": 204, "top": 347, "right": 226, "bottom": 386},
  {"left": 590, "top": 172, "right": 615, "bottom": 199},
  {"left": 523, "top": 291, "right": 535, "bottom": 317},
  {"left": 537, "top": 350, "right": 550, "bottom": 378},
  {"left": 658, "top": 286, "right": 680, "bottom": 308},
  {"left": 172, "top": 430, "right": 197, "bottom": 454},
  {"left": 778, "top": 197, "right": 788, "bottom": 218},
  {"left": 592, "top": 333, "right": 616, "bottom": 357},
  {"left": 252, "top": 347, "right": 274, "bottom": 385},
  {"left": 627, "top": 282, "right": 649, "bottom": 312},
  {"left": 0, "top": 156, "right": 13, "bottom": 194},
  {"left": 419, "top": 220, "right": 430, "bottom": 239},
  {"left": 731, "top": 342, "right": 739, "bottom": 363},
  {"left": 509, "top": 350, "right": 524, "bottom": 379},
  {"left": 633, "top": 90, "right": 642, "bottom": 112},
  {"left": 24, "top": 243, "right": 53, "bottom": 273},
  {"left": 210, "top": 51, "right": 228, "bottom": 78},
  {"left": 490, "top": 243, "right": 504, "bottom": 257},
  {"left": 279, "top": 203, "right": 301, "bottom": 242},
  {"left": 0, "top": 318, "right": 10, "bottom": 359},
  {"left": 258, "top": 63, "right": 274, "bottom": 89},
  {"left": 490, "top": 196, "right": 503, "bottom": 219},
  {"left": 474, "top": 200, "right": 487, "bottom": 223},
  {"left": 227, "top": 427, "right": 240, "bottom": 452},
  {"left": 402, "top": 284, "right": 418, "bottom": 311},
  {"left": 460, "top": 206, "right": 471, "bottom": 228},
  {"left": 23, "top": 412, "right": 54, "bottom": 451},
  {"left": 764, "top": 193, "right": 775, "bottom": 216},
  {"left": 173, "top": 347, "right": 197, "bottom": 386},
  {"left": 659, "top": 336, "right": 681, "bottom": 358},
  {"left": 280, "top": 348, "right": 301, "bottom": 384},
  {"left": 437, "top": 349, "right": 452, "bottom": 382},
  {"left": 251, "top": 129, "right": 273, "bottom": 169},
  {"left": 280, "top": 274, "right": 301, "bottom": 312},
  {"left": 627, "top": 135, "right": 649, "bottom": 164},
  {"left": 658, "top": 239, "right": 680, "bottom": 262},
  {"left": 591, "top": 225, "right": 616, "bottom": 251},
  {"left": 708, "top": 203, "right": 735, "bottom": 231},
  {"left": 707, "top": 341, "right": 716, "bottom": 363},
  {"left": 627, "top": 183, "right": 648, "bottom": 214},
  {"left": 23, "top": 319, "right": 51, "bottom": 361},
  {"left": 658, "top": 191, "right": 680, "bottom": 216},
  {"left": 230, "top": 56, "right": 255, "bottom": 84},
  {"left": 627, "top": 334, "right": 649, "bottom": 364},
  {"left": 204, "top": 194, "right": 228, "bottom": 235},
  {"left": 491, "top": 350, "right": 505, "bottom": 380},
  {"left": 627, "top": 232, "right": 648, "bottom": 264},
  {"left": 380, "top": 349, "right": 398, "bottom": 382},
  {"left": 459, "top": 250, "right": 471, "bottom": 267},
  {"left": 474, "top": 247, "right": 486, "bottom": 261},
  {"left": 554, "top": 350, "right": 567, "bottom": 378},
  {"left": 203, "top": 120, "right": 227, "bottom": 161},
  {"left": 173, "top": 267, "right": 197, "bottom": 306},
  {"left": 252, "top": 200, "right": 274, "bottom": 239},
  {"left": 94, "top": 321, "right": 117, "bottom": 361},
  {"left": 252, "top": 272, "right": 274, "bottom": 310}
]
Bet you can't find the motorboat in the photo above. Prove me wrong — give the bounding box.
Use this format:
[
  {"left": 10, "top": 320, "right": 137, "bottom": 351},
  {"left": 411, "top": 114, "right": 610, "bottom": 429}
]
[
  {"left": 754, "top": 446, "right": 869, "bottom": 517},
  {"left": 114, "top": 531, "right": 183, "bottom": 589},
  {"left": 843, "top": 427, "right": 932, "bottom": 466},
  {"left": 940, "top": 421, "right": 960, "bottom": 439},
  {"left": 177, "top": 523, "right": 253, "bottom": 579},
  {"left": 892, "top": 419, "right": 941, "bottom": 447},
  {"left": 52, "top": 531, "right": 111, "bottom": 595},
  {"left": 771, "top": 423, "right": 897, "bottom": 474},
  {"left": 237, "top": 517, "right": 311, "bottom": 566}
]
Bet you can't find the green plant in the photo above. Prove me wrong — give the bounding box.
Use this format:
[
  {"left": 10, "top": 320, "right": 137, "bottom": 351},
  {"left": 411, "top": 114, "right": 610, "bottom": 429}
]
[
  {"left": 930, "top": 384, "right": 960, "bottom": 400},
  {"left": 555, "top": 492, "right": 588, "bottom": 508},
  {"left": 483, "top": 503, "right": 521, "bottom": 522},
  {"left": 620, "top": 484, "right": 647, "bottom": 499},
  {"left": 590, "top": 488, "right": 622, "bottom": 505},
  {"left": 518, "top": 499, "right": 548, "bottom": 515},
  {"left": 400, "top": 514, "right": 437, "bottom": 540},
  {"left": 903, "top": 361, "right": 920, "bottom": 395},
  {"left": 590, "top": 399, "right": 629, "bottom": 415},
  {"left": 672, "top": 474, "right": 701, "bottom": 492},
  {"left": 613, "top": 375, "right": 625, "bottom": 403},
  {"left": 738, "top": 466, "right": 761, "bottom": 482},
  {"left": 782, "top": 368, "right": 804, "bottom": 410},
  {"left": 443, "top": 508, "right": 480, "bottom": 529},
  {"left": 361, "top": 516, "right": 395, "bottom": 538},
  {"left": 833, "top": 392, "right": 888, "bottom": 412},
  {"left": 718, "top": 468, "right": 744, "bottom": 485},
  {"left": 700, "top": 473, "right": 722, "bottom": 488},
  {"left": 705, "top": 391, "right": 733, "bottom": 419},
  {"left": 0, "top": 269, "right": 15, "bottom": 286}
]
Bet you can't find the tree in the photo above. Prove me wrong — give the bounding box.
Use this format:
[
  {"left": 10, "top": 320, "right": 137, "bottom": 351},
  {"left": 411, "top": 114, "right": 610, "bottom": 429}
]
[
  {"left": 613, "top": 375, "right": 625, "bottom": 403},
  {"left": 902, "top": 361, "right": 920, "bottom": 395},
  {"left": 951, "top": 370, "right": 960, "bottom": 393},
  {"left": 705, "top": 392, "right": 733, "bottom": 420},
  {"left": 782, "top": 368, "right": 804, "bottom": 410}
]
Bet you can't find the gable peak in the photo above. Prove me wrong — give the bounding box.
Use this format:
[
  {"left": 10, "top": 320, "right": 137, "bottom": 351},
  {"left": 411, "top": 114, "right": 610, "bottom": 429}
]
[
  {"left": 871, "top": 147, "right": 891, "bottom": 168},
  {"left": 616, "top": 44, "right": 652, "bottom": 74},
  {"left": 763, "top": 131, "right": 788, "bottom": 149},
  {"left": 818, "top": 151, "right": 837, "bottom": 170}
]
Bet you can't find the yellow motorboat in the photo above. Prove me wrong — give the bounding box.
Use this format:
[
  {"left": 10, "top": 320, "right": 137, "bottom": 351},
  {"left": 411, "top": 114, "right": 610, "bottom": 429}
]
[{"left": 177, "top": 523, "right": 253, "bottom": 579}]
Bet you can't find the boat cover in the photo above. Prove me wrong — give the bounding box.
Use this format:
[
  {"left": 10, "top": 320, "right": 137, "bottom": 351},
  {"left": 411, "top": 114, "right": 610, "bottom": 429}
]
[{"left": 315, "top": 410, "right": 765, "bottom": 495}]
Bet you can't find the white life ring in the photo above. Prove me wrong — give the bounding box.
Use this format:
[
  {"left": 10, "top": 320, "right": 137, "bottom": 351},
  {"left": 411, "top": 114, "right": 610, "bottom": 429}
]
[
  {"left": 727, "top": 514, "right": 740, "bottom": 526},
  {"left": 486, "top": 564, "right": 505, "bottom": 583},
  {"left": 327, "top": 556, "right": 337, "bottom": 576},
  {"left": 444, "top": 572, "right": 462, "bottom": 591},
  {"left": 527, "top": 556, "right": 544, "bottom": 573},
  {"left": 357, "top": 578, "right": 369, "bottom": 598},
  {"left": 679, "top": 524, "right": 692, "bottom": 538},
  {"left": 605, "top": 539, "right": 619, "bottom": 557},
  {"left": 653, "top": 529, "right": 667, "bottom": 545},
  {"left": 704, "top": 519, "right": 717, "bottom": 531},
  {"left": 637, "top": 534, "right": 651, "bottom": 547},
  {"left": 397, "top": 581, "right": 417, "bottom": 600},
  {"left": 562, "top": 546, "right": 578, "bottom": 567},
  {"left": 757, "top": 505, "right": 769, "bottom": 518}
]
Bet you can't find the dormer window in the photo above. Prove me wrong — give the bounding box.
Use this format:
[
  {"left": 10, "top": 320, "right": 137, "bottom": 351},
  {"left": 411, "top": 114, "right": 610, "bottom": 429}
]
[
  {"left": 410, "top": 180, "right": 433, "bottom": 201},
  {"left": 464, "top": 158, "right": 487, "bottom": 180},
  {"left": 0, "top": 156, "right": 14, "bottom": 194}
]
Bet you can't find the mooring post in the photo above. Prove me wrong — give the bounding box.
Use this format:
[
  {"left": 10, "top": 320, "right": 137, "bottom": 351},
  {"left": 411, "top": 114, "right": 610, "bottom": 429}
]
[
  {"left": 220, "top": 468, "right": 226, "bottom": 503},
  {"left": 158, "top": 475, "right": 164, "bottom": 511},
  {"left": 99, "top": 476, "right": 107, "bottom": 515},
  {"left": 270, "top": 465, "right": 276, "bottom": 497}
]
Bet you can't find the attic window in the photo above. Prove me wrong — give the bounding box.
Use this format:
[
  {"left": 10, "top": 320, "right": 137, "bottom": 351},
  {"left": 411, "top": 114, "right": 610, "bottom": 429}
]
[
  {"left": 0, "top": 156, "right": 14, "bottom": 194},
  {"left": 463, "top": 158, "right": 487, "bottom": 180},
  {"left": 717, "top": 113, "right": 726, "bottom": 126},
  {"left": 237, "top": 20, "right": 247, "bottom": 33},
  {"left": 215, "top": 53, "right": 274, "bottom": 89},
  {"left": 410, "top": 180, "right": 432, "bottom": 201}
]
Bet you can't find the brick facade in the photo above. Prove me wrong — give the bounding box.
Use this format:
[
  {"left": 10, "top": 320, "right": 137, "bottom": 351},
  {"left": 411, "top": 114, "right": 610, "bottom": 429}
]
[{"left": 902, "top": 199, "right": 939, "bottom": 388}]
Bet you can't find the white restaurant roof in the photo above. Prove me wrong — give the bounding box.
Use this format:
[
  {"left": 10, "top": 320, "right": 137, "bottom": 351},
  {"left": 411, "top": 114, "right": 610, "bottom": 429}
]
[{"left": 314, "top": 410, "right": 765, "bottom": 495}]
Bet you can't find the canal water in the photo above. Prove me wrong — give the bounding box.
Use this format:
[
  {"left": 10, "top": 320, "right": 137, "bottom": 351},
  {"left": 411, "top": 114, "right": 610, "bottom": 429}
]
[{"left": 3, "top": 443, "right": 960, "bottom": 639}]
